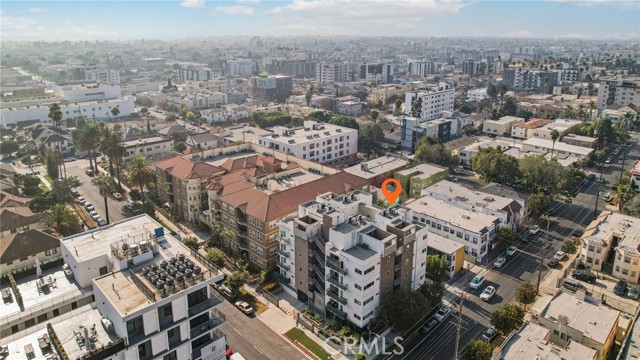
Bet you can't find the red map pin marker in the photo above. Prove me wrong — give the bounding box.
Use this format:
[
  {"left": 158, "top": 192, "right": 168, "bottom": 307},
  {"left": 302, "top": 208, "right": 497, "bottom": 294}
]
[{"left": 381, "top": 178, "right": 402, "bottom": 205}]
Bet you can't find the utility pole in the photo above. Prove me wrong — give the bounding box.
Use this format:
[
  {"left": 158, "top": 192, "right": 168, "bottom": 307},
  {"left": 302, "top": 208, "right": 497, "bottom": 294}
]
[
  {"left": 454, "top": 263, "right": 470, "bottom": 360},
  {"left": 536, "top": 215, "right": 552, "bottom": 291},
  {"left": 619, "top": 147, "right": 628, "bottom": 184},
  {"left": 594, "top": 163, "right": 604, "bottom": 220}
]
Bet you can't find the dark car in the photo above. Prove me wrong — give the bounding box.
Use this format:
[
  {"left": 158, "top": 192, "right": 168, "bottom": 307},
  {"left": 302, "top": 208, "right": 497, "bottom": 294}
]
[
  {"left": 85, "top": 169, "right": 95, "bottom": 177},
  {"left": 571, "top": 270, "right": 596, "bottom": 283},
  {"left": 572, "top": 229, "right": 583, "bottom": 237},
  {"left": 614, "top": 280, "right": 628, "bottom": 296},
  {"left": 548, "top": 258, "right": 559, "bottom": 268}
]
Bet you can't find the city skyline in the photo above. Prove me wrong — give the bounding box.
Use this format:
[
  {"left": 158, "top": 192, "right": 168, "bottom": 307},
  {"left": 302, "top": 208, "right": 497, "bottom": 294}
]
[{"left": 1, "top": 0, "right": 639, "bottom": 42}]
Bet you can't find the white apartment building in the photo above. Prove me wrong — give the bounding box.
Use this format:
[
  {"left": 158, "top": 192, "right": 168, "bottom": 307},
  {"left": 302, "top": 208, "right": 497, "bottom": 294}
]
[
  {"left": 316, "top": 62, "right": 348, "bottom": 84},
  {"left": 184, "top": 79, "right": 230, "bottom": 94},
  {"left": 81, "top": 64, "right": 121, "bottom": 85},
  {"left": 226, "top": 59, "right": 256, "bottom": 77},
  {"left": 56, "top": 83, "right": 122, "bottom": 102},
  {"left": 59, "top": 215, "right": 227, "bottom": 360},
  {"left": 1, "top": 96, "right": 136, "bottom": 127},
  {"left": 122, "top": 135, "right": 174, "bottom": 162},
  {"left": 408, "top": 61, "right": 437, "bottom": 77},
  {"left": 532, "top": 119, "right": 583, "bottom": 140},
  {"left": 164, "top": 91, "right": 227, "bottom": 110},
  {"left": 521, "top": 138, "right": 594, "bottom": 160},
  {"left": 467, "top": 88, "right": 489, "bottom": 101},
  {"left": 483, "top": 116, "right": 524, "bottom": 136},
  {"left": 421, "top": 180, "right": 523, "bottom": 228},
  {"left": 404, "top": 82, "right": 455, "bottom": 121},
  {"left": 510, "top": 118, "right": 550, "bottom": 139},
  {"left": 631, "top": 161, "right": 640, "bottom": 191},
  {"left": 258, "top": 121, "right": 358, "bottom": 166},
  {"left": 277, "top": 190, "right": 428, "bottom": 330},
  {"left": 597, "top": 77, "right": 640, "bottom": 110},
  {"left": 580, "top": 211, "right": 640, "bottom": 284},
  {"left": 406, "top": 195, "right": 500, "bottom": 262},
  {"left": 201, "top": 108, "right": 226, "bottom": 123}
]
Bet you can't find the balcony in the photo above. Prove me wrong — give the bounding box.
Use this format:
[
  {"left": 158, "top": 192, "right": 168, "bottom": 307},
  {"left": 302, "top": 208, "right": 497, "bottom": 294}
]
[
  {"left": 190, "top": 310, "right": 225, "bottom": 339},
  {"left": 326, "top": 257, "right": 347, "bottom": 275},
  {"left": 276, "top": 248, "right": 290, "bottom": 258},
  {"left": 327, "top": 276, "right": 347, "bottom": 290},
  {"left": 191, "top": 329, "right": 225, "bottom": 360},
  {"left": 274, "top": 272, "right": 290, "bottom": 285},
  {"left": 237, "top": 215, "right": 247, "bottom": 225},
  {"left": 393, "top": 278, "right": 401, "bottom": 287},
  {"left": 238, "top": 238, "right": 249, "bottom": 251},
  {"left": 312, "top": 236, "right": 325, "bottom": 255},
  {"left": 327, "top": 289, "right": 347, "bottom": 305},
  {"left": 311, "top": 263, "right": 324, "bottom": 279},
  {"left": 276, "top": 260, "right": 290, "bottom": 271},
  {"left": 309, "top": 277, "right": 325, "bottom": 295},
  {"left": 327, "top": 303, "right": 347, "bottom": 319},
  {"left": 238, "top": 224, "right": 247, "bottom": 235},
  {"left": 394, "top": 263, "right": 402, "bottom": 272},
  {"left": 188, "top": 295, "right": 223, "bottom": 317}
]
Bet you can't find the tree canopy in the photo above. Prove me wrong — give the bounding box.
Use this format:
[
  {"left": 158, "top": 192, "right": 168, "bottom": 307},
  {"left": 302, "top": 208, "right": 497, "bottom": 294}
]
[
  {"left": 460, "top": 339, "right": 492, "bottom": 360},
  {"left": 491, "top": 303, "right": 525, "bottom": 335},
  {"left": 414, "top": 137, "right": 458, "bottom": 167},
  {"left": 472, "top": 147, "right": 519, "bottom": 184}
]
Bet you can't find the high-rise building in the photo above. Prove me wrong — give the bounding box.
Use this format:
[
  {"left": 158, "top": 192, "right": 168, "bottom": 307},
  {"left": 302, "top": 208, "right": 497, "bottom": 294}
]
[
  {"left": 360, "top": 63, "right": 394, "bottom": 83},
  {"left": 276, "top": 190, "right": 428, "bottom": 330},
  {"left": 408, "top": 61, "right": 437, "bottom": 77},
  {"left": 316, "top": 62, "right": 348, "bottom": 84},
  {"left": 250, "top": 73, "right": 292, "bottom": 102},
  {"left": 226, "top": 59, "right": 256, "bottom": 77},
  {"left": 178, "top": 67, "right": 223, "bottom": 82},
  {"left": 404, "top": 82, "right": 455, "bottom": 121},
  {"left": 597, "top": 78, "right": 640, "bottom": 110}
]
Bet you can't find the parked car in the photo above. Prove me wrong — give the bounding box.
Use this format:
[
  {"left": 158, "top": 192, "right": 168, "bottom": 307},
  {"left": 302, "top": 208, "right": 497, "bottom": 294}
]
[
  {"left": 529, "top": 225, "right": 540, "bottom": 235},
  {"left": 97, "top": 218, "right": 107, "bottom": 226},
  {"left": 506, "top": 246, "right": 517, "bottom": 256},
  {"left": 64, "top": 157, "right": 75, "bottom": 162},
  {"left": 481, "top": 326, "right": 498, "bottom": 342},
  {"left": 548, "top": 258, "right": 559, "bottom": 268},
  {"left": 71, "top": 188, "right": 80, "bottom": 197},
  {"left": 469, "top": 274, "right": 485, "bottom": 290},
  {"left": 85, "top": 169, "right": 95, "bottom": 176},
  {"left": 421, "top": 319, "right": 439, "bottom": 334},
  {"left": 605, "top": 157, "right": 612, "bottom": 164},
  {"left": 580, "top": 178, "right": 589, "bottom": 186},
  {"left": 587, "top": 173, "right": 596, "bottom": 180},
  {"left": 628, "top": 286, "right": 639, "bottom": 300},
  {"left": 603, "top": 193, "right": 613, "bottom": 202},
  {"left": 77, "top": 197, "right": 86, "bottom": 205},
  {"left": 448, "top": 176, "right": 459, "bottom": 182},
  {"left": 89, "top": 211, "right": 100, "bottom": 220},
  {"left": 572, "top": 229, "right": 583, "bottom": 237},
  {"left": 554, "top": 251, "right": 566, "bottom": 261},
  {"left": 452, "top": 168, "right": 464, "bottom": 175},
  {"left": 562, "top": 278, "right": 583, "bottom": 292},
  {"left": 234, "top": 301, "right": 254, "bottom": 315},
  {"left": 433, "top": 305, "right": 452, "bottom": 322},
  {"left": 493, "top": 256, "right": 506, "bottom": 269},
  {"left": 480, "top": 286, "right": 496, "bottom": 301},
  {"left": 614, "top": 280, "right": 628, "bottom": 296},
  {"left": 571, "top": 270, "right": 596, "bottom": 283}
]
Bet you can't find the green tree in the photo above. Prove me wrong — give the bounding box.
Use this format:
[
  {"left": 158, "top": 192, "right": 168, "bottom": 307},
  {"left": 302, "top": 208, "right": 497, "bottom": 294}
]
[
  {"left": 559, "top": 167, "right": 586, "bottom": 197},
  {"left": 306, "top": 111, "right": 331, "bottom": 123},
  {"left": 550, "top": 129, "right": 560, "bottom": 159},
  {"left": 502, "top": 96, "right": 518, "bottom": 116},
  {"left": 206, "top": 248, "right": 225, "bottom": 268},
  {"left": 498, "top": 83, "right": 508, "bottom": 110},
  {"left": 211, "top": 221, "right": 234, "bottom": 245},
  {"left": 183, "top": 236, "right": 200, "bottom": 250},
  {"left": 99, "top": 126, "right": 126, "bottom": 188},
  {"left": 561, "top": 239, "right": 577, "bottom": 254},
  {"left": 514, "top": 281, "right": 537, "bottom": 311},
  {"left": 224, "top": 270, "right": 248, "bottom": 291},
  {"left": 111, "top": 106, "right": 120, "bottom": 121},
  {"left": 75, "top": 121, "right": 102, "bottom": 171},
  {"left": 491, "top": 303, "right": 525, "bottom": 335},
  {"left": 425, "top": 255, "right": 447, "bottom": 282},
  {"left": 414, "top": 137, "right": 458, "bottom": 167},
  {"left": 140, "top": 107, "right": 149, "bottom": 115},
  {"left": 370, "top": 109, "right": 379, "bottom": 122},
  {"left": 51, "top": 176, "right": 81, "bottom": 205},
  {"left": 617, "top": 173, "right": 635, "bottom": 212},
  {"left": 141, "top": 200, "right": 156, "bottom": 219},
  {"left": 518, "top": 155, "right": 563, "bottom": 194},
  {"left": 353, "top": 88, "right": 368, "bottom": 102},
  {"left": 394, "top": 99, "right": 403, "bottom": 115},
  {"left": 165, "top": 114, "right": 177, "bottom": 122},
  {"left": 496, "top": 226, "right": 518, "bottom": 249},
  {"left": 358, "top": 124, "right": 385, "bottom": 155},
  {"left": 471, "top": 147, "right": 519, "bottom": 184},
  {"left": 0, "top": 140, "right": 19, "bottom": 155},
  {"left": 92, "top": 173, "right": 114, "bottom": 224},
  {"left": 528, "top": 191, "right": 552, "bottom": 219},
  {"left": 174, "top": 142, "right": 187, "bottom": 152},
  {"left": 48, "top": 103, "right": 64, "bottom": 177},
  {"left": 460, "top": 339, "right": 492, "bottom": 360},
  {"left": 305, "top": 84, "right": 314, "bottom": 107},
  {"left": 44, "top": 204, "right": 80, "bottom": 236},
  {"left": 328, "top": 115, "right": 359, "bottom": 130},
  {"left": 44, "top": 150, "right": 60, "bottom": 181},
  {"left": 355, "top": 353, "right": 367, "bottom": 360},
  {"left": 127, "top": 155, "right": 154, "bottom": 195},
  {"left": 486, "top": 84, "right": 497, "bottom": 109},
  {"left": 378, "top": 289, "right": 429, "bottom": 332}
]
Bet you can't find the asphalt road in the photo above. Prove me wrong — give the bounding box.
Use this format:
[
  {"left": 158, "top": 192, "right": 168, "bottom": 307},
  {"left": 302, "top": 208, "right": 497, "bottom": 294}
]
[
  {"left": 64, "top": 159, "right": 130, "bottom": 225},
  {"left": 217, "top": 298, "right": 301, "bottom": 360},
  {"left": 386, "top": 136, "right": 639, "bottom": 360}
]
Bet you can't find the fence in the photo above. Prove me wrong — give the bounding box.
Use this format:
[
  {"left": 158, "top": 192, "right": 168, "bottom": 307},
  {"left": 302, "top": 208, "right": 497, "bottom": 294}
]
[{"left": 261, "top": 287, "right": 280, "bottom": 307}]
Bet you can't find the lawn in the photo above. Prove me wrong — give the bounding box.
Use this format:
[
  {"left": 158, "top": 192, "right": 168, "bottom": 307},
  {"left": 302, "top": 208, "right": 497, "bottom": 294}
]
[
  {"left": 238, "top": 288, "right": 269, "bottom": 314},
  {"left": 284, "top": 328, "right": 332, "bottom": 360}
]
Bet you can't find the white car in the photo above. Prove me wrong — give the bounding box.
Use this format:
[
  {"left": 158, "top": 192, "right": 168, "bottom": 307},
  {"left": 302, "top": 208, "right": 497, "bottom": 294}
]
[
  {"left": 448, "top": 176, "right": 459, "bottom": 182},
  {"left": 421, "top": 318, "right": 439, "bottom": 334},
  {"left": 77, "top": 197, "right": 86, "bottom": 205},
  {"left": 433, "top": 306, "right": 452, "bottom": 322},
  {"left": 89, "top": 211, "right": 100, "bottom": 220},
  {"left": 480, "top": 286, "right": 496, "bottom": 301},
  {"left": 493, "top": 256, "right": 506, "bottom": 268},
  {"left": 452, "top": 168, "right": 464, "bottom": 175},
  {"left": 554, "top": 251, "right": 566, "bottom": 261},
  {"left": 603, "top": 193, "right": 613, "bottom": 202},
  {"left": 506, "top": 246, "right": 517, "bottom": 256},
  {"left": 234, "top": 301, "right": 254, "bottom": 315},
  {"left": 482, "top": 326, "right": 498, "bottom": 342},
  {"left": 529, "top": 225, "right": 540, "bottom": 234},
  {"left": 469, "top": 274, "right": 485, "bottom": 290},
  {"left": 63, "top": 157, "right": 75, "bottom": 162}
]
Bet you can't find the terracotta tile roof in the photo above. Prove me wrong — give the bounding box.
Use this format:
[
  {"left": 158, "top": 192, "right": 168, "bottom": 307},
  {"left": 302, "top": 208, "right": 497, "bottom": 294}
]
[
  {"left": 1, "top": 229, "right": 60, "bottom": 264},
  {"left": 513, "top": 118, "right": 551, "bottom": 129},
  {"left": 0, "top": 190, "right": 30, "bottom": 208},
  {"left": 219, "top": 154, "right": 283, "bottom": 173},
  {"left": 0, "top": 207, "right": 43, "bottom": 232},
  {"left": 154, "top": 156, "right": 224, "bottom": 180},
  {"left": 220, "top": 172, "right": 369, "bottom": 221}
]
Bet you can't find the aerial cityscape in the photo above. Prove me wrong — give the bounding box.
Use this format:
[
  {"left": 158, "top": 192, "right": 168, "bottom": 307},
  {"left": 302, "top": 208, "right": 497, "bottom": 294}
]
[{"left": 1, "top": 1, "right": 640, "bottom": 360}]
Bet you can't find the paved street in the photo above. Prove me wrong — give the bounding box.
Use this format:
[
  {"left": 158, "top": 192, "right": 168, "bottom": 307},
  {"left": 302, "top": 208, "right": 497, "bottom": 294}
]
[
  {"left": 387, "top": 136, "right": 639, "bottom": 360},
  {"left": 217, "top": 297, "right": 302, "bottom": 360}
]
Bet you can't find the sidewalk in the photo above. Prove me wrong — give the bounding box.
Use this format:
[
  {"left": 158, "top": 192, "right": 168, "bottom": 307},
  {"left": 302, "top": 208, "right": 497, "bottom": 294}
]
[{"left": 242, "top": 284, "right": 349, "bottom": 360}]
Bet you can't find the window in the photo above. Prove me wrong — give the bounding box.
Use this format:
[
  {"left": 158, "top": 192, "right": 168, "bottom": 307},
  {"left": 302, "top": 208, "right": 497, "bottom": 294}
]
[
  {"left": 364, "top": 266, "right": 375, "bottom": 275},
  {"left": 138, "top": 343, "right": 148, "bottom": 358},
  {"left": 53, "top": 308, "right": 60, "bottom": 317},
  {"left": 127, "top": 316, "right": 144, "bottom": 338},
  {"left": 355, "top": 268, "right": 363, "bottom": 275},
  {"left": 364, "top": 297, "right": 374, "bottom": 306},
  {"left": 163, "top": 304, "right": 173, "bottom": 317},
  {"left": 355, "top": 284, "right": 362, "bottom": 290},
  {"left": 364, "top": 281, "right": 374, "bottom": 290},
  {"left": 354, "top": 299, "right": 361, "bottom": 305}
]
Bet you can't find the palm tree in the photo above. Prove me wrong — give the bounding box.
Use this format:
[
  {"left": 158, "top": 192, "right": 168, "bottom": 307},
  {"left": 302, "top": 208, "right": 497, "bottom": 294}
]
[
  {"left": 577, "top": 104, "right": 586, "bottom": 122},
  {"left": 562, "top": 105, "right": 575, "bottom": 118},
  {"left": 550, "top": 129, "right": 560, "bottom": 159},
  {"left": 74, "top": 121, "right": 102, "bottom": 171},
  {"left": 48, "top": 104, "right": 64, "bottom": 179},
  {"left": 498, "top": 83, "right": 508, "bottom": 110},
  {"left": 127, "top": 155, "right": 154, "bottom": 196},
  {"left": 44, "top": 204, "right": 80, "bottom": 236},
  {"left": 394, "top": 99, "right": 402, "bottom": 115},
  {"left": 99, "top": 126, "right": 126, "bottom": 189},
  {"left": 111, "top": 106, "right": 120, "bottom": 122},
  {"left": 588, "top": 100, "right": 597, "bottom": 121},
  {"left": 92, "top": 173, "right": 114, "bottom": 224},
  {"left": 370, "top": 109, "right": 379, "bottom": 123},
  {"left": 486, "top": 84, "right": 497, "bottom": 109}
]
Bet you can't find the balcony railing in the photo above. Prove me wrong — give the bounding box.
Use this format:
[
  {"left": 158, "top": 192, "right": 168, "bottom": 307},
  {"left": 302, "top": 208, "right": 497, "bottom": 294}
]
[
  {"left": 191, "top": 329, "right": 225, "bottom": 359},
  {"left": 393, "top": 278, "right": 401, "bottom": 287},
  {"left": 326, "top": 257, "right": 347, "bottom": 275},
  {"left": 274, "top": 272, "right": 290, "bottom": 285},
  {"left": 327, "top": 276, "right": 347, "bottom": 290},
  {"left": 312, "top": 236, "right": 325, "bottom": 255},
  {"left": 188, "top": 294, "right": 223, "bottom": 317},
  {"left": 276, "top": 248, "right": 290, "bottom": 258},
  {"left": 327, "top": 304, "right": 347, "bottom": 319},
  {"left": 394, "top": 263, "right": 402, "bottom": 272},
  {"left": 190, "top": 309, "right": 225, "bottom": 338},
  {"left": 327, "top": 290, "right": 347, "bottom": 305},
  {"left": 309, "top": 277, "right": 325, "bottom": 295},
  {"left": 237, "top": 216, "right": 247, "bottom": 225}
]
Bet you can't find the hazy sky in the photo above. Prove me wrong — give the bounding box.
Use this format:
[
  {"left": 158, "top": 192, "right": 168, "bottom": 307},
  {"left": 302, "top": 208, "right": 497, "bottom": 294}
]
[{"left": 1, "top": 0, "right": 639, "bottom": 41}]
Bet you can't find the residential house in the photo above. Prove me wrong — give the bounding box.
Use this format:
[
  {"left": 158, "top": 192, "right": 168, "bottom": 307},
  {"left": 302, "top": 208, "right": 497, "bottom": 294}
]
[
  {"left": 395, "top": 163, "right": 449, "bottom": 198},
  {"left": 0, "top": 229, "right": 60, "bottom": 275}
]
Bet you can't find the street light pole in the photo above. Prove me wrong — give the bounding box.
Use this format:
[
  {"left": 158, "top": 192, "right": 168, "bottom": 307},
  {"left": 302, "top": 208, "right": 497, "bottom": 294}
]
[
  {"left": 536, "top": 215, "right": 552, "bottom": 291},
  {"left": 454, "top": 263, "right": 470, "bottom": 360},
  {"left": 619, "top": 147, "right": 628, "bottom": 184},
  {"left": 594, "top": 163, "right": 604, "bottom": 220}
]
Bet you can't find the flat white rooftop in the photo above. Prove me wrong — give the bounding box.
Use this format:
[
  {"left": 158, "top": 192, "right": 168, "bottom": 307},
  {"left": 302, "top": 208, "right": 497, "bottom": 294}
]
[
  {"left": 121, "top": 136, "right": 171, "bottom": 148},
  {"left": 396, "top": 163, "right": 447, "bottom": 179},
  {"left": 583, "top": 211, "right": 640, "bottom": 254},
  {"left": 406, "top": 196, "right": 499, "bottom": 234},
  {"left": 343, "top": 156, "right": 408, "bottom": 179},
  {"left": 522, "top": 137, "right": 594, "bottom": 156},
  {"left": 427, "top": 232, "right": 464, "bottom": 255},
  {"left": 422, "top": 180, "right": 517, "bottom": 213}
]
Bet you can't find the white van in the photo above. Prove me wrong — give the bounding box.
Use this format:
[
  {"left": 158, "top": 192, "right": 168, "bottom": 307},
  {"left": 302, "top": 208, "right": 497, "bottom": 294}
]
[{"left": 469, "top": 274, "right": 485, "bottom": 290}]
